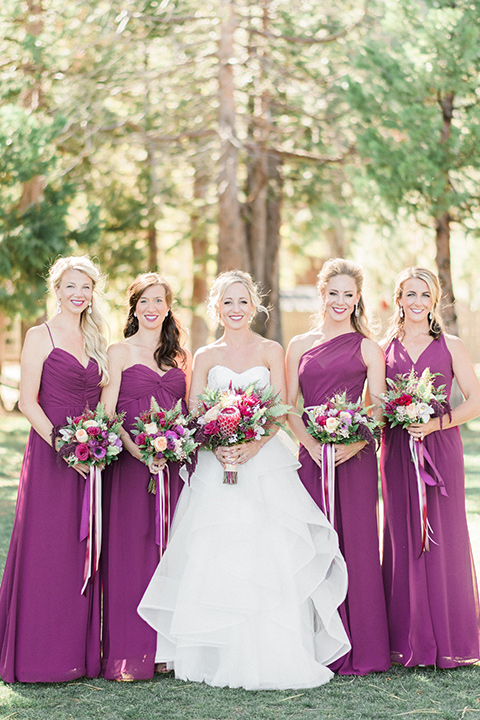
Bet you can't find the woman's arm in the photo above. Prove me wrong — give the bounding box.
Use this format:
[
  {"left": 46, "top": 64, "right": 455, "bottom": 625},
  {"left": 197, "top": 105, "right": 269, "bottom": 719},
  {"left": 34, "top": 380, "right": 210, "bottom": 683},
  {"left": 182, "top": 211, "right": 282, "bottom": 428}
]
[
  {"left": 408, "top": 334, "right": 480, "bottom": 440},
  {"left": 181, "top": 349, "right": 193, "bottom": 404},
  {"left": 18, "top": 325, "right": 54, "bottom": 445},
  {"left": 285, "top": 335, "right": 324, "bottom": 467}
]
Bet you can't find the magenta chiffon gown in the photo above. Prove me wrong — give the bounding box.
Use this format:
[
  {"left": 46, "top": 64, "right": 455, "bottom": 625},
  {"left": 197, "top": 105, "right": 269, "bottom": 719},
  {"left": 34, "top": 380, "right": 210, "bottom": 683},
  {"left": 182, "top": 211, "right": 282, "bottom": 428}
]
[
  {"left": 101, "top": 365, "right": 186, "bottom": 680},
  {"left": 381, "top": 335, "right": 480, "bottom": 667},
  {"left": 0, "top": 346, "right": 102, "bottom": 683},
  {"left": 297, "top": 332, "right": 391, "bottom": 675}
]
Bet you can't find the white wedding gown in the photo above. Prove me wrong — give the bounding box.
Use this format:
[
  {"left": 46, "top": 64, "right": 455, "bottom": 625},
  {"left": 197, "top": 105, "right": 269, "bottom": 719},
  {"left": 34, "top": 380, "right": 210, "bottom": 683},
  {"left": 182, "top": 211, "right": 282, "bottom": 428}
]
[{"left": 138, "top": 365, "right": 350, "bottom": 690}]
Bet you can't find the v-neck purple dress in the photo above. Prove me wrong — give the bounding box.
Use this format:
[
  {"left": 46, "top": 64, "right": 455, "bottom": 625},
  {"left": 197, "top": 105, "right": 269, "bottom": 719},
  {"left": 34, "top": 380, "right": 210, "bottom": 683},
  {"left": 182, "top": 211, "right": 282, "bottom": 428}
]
[
  {"left": 381, "top": 335, "right": 480, "bottom": 667},
  {"left": 0, "top": 346, "right": 102, "bottom": 683},
  {"left": 101, "top": 364, "right": 187, "bottom": 680},
  {"left": 297, "top": 332, "right": 390, "bottom": 675}
]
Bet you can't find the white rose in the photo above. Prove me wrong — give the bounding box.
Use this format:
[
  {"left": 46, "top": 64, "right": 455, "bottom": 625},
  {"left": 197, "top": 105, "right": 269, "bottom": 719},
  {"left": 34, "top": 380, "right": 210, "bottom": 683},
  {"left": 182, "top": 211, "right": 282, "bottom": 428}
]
[
  {"left": 325, "top": 417, "right": 340, "bottom": 433},
  {"left": 204, "top": 406, "right": 221, "bottom": 422},
  {"left": 75, "top": 428, "right": 89, "bottom": 443},
  {"left": 83, "top": 420, "right": 99, "bottom": 429},
  {"left": 144, "top": 422, "right": 159, "bottom": 435},
  {"left": 405, "top": 404, "right": 418, "bottom": 420}
]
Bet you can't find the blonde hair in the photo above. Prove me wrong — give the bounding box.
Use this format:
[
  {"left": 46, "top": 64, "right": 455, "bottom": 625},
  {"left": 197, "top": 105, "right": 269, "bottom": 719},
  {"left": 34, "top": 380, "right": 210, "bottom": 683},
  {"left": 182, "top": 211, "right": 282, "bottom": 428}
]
[
  {"left": 49, "top": 255, "right": 110, "bottom": 385},
  {"left": 385, "top": 266, "right": 444, "bottom": 344},
  {"left": 207, "top": 270, "right": 269, "bottom": 324},
  {"left": 316, "top": 258, "right": 372, "bottom": 338}
]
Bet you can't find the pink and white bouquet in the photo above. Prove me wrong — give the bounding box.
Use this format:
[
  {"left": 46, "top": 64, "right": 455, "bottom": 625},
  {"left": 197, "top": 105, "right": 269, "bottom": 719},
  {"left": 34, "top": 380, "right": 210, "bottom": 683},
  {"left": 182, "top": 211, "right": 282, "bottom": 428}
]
[
  {"left": 53, "top": 402, "right": 124, "bottom": 468},
  {"left": 52, "top": 402, "right": 124, "bottom": 594},
  {"left": 380, "top": 368, "right": 451, "bottom": 553},
  {"left": 380, "top": 367, "right": 451, "bottom": 429},
  {"left": 132, "top": 397, "right": 198, "bottom": 494},
  {"left": 193, "top": 382, "right": 290, "bottom": 484},
  {"left": 304, "top": 391, "right": 381, "bottom": 447},
  {"left": 303, "top": 392, "right": 381, "bottom": 527}
]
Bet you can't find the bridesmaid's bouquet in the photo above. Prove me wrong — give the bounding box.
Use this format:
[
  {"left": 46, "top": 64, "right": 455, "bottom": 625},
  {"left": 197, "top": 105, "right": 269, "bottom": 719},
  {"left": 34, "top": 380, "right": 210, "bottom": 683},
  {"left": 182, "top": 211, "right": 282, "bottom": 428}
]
[
  {"left": 53, "top": 402, "right": 124, "bottom": 467},
  {"left": 380, "top": 368, "right": 451, "bottom": 553},
  {"left": 132, "top": 397, "right": 198, "bottom": 494},
  {"left": 51, "top": 402, "right": 125, "bottom": 595},
  {"left": 193, "top": 382, "right": 290, "bottom": 484},
  {"left": 304, "top": 391, "right": 381, "bottom": 447},
  {"left": 380, "top": 367, "right": 451, "bottom": 429},
  {"left": 303, "top": 392, "right": 381, "bottom": 527}
]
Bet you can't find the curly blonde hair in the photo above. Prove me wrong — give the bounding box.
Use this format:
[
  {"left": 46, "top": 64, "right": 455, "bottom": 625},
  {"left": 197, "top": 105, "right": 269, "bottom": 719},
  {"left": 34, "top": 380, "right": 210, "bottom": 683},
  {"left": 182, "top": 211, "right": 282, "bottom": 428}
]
[
  {"left": 49, "top": 255, "right": 109, "bottom": 385},
  {"left": 385, "top": 266, "right": 444, "bottom": 344},
  {"left": 207, "top": 270, "right": 269, "bottom": 324}
]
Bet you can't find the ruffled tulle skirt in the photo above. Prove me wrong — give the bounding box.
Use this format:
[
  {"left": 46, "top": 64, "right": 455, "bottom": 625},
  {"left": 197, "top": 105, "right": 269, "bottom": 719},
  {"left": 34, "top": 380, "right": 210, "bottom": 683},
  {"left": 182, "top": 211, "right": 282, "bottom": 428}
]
[{"left": 138, "top": 432, "right": 350, "bottom": 690}]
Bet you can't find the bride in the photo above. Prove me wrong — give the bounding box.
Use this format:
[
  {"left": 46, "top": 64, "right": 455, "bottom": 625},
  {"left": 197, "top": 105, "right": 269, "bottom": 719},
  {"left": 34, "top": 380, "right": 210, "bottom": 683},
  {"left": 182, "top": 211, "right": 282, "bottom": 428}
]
[{"left": 138, "top": 270, "right": 350, "bottom": 690}]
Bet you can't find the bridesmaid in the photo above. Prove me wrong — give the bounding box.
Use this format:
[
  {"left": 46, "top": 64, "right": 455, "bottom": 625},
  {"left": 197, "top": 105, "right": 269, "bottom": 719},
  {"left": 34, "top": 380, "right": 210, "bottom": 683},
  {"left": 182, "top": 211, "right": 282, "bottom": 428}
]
[
  {"left": 101, "top": 273, "right": 192, "bottom": 681},
  {"left": 381, "top": 266, "right": 480, "bottom": 668},
  {"left": 0, "top": 255, "right": 109, "bottom": 683},
  {"left": 286, "top": 257, "right": 391, "bottom": 675}
]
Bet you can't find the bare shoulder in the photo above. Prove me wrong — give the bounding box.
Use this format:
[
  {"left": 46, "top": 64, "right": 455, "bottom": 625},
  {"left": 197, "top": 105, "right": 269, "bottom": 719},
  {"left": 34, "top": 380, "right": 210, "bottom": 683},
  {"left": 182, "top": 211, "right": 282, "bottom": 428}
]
[
  {"left": 22, "top": 324, "right": 51, "bottom": 358},
  {"left": 193, "top": 343, "right": 219, "bottom": 371},
  {"left": 286, "top": 331, "right": 316, "bottom": 360},
  {"left": 260, "top": 337, "right": 284, "bottom": 359},
  {"left": 361, "top": 336, "right": 384, "bottom": 361},
  {"left": 444, "top": 333, "right": 468, "bottom": 359},
  {"left": 107, "top": 340, "right": 131, "bottom": 367}
]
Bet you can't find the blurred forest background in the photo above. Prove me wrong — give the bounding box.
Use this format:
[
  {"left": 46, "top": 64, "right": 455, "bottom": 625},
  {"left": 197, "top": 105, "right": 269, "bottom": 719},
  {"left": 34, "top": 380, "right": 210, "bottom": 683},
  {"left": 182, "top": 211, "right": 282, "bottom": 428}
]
[{"left": 2, "top": 0, "right": 480, "bottom": 406}]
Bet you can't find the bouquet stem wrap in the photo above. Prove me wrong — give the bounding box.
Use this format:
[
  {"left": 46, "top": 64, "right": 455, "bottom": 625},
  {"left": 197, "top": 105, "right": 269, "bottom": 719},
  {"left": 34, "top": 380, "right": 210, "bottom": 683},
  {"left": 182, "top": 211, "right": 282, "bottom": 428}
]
[
  {"left": 223, "top": 463, "right": 238, "bottom": 485},
  {"left": 154, "top": 467, "right": 171, "bottom": 557},
  {"left": 409, "top": 436, "right": 448, "bottom": 554},
  {"left": 80, "top": 466, "right": 102, "bottom": 595},
  {"left": 321, "top": 444, "right": 336, "bottom": 526}
]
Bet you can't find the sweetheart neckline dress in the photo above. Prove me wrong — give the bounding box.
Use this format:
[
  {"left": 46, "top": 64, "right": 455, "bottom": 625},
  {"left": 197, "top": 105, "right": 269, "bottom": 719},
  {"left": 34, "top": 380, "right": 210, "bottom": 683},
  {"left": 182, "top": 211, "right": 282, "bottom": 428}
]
[{"left": 138, "top": 364, "right": 350, "bottom": 690}]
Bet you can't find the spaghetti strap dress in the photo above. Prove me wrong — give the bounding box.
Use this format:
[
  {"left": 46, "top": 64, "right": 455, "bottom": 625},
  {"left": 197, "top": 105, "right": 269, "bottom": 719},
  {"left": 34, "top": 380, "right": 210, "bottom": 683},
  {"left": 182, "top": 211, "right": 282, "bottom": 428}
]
[
  {"left": 0, "top": 324, "right": 102, "bottom": 683},
  {"left": 101, "top": 365, "right": 186, "bottom": 680},
  {"left": 381, "top": 335, "right": 480, "bottom": 667},
  {"left": 297, "top": 332, "right": 390, "bottom": 675}
]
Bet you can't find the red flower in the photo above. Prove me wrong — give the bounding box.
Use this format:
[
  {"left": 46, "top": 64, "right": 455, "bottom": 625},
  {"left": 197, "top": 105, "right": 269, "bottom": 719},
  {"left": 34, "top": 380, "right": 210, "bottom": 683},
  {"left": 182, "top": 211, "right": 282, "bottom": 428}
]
[
  {"left": 86, "top": 426, "right": 101, "bottom": 436},
  {"left": 204, "top": 420, "right": 219, "bottom": 435},
  {"left": 74, "top": 443, "right": 90, "bottom": 461},
  {"left": 244, "top": 428, "right": 256, "bottom": 440},
  {"left": 135, "top": 432, "right": 146, "bottom": 445},
  {"left": 397, "top": 394, "right": 413, "bottom": 406}
]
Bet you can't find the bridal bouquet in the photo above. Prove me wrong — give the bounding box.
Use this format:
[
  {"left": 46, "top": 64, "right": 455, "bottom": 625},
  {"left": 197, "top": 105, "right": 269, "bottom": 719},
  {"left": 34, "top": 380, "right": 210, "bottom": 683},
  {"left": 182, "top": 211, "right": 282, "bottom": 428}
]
[
  {"left": 132, "top": 397, "right": 198, "bottom": 494},
  {"left": 380, "top": 367, "right": 451, "bottom": 429},
  {"left": 304, "top": 392, "right": 381, "bottom": 526},
  {"left": 380, "top": 368, "right": 451, "bottom": 553},
  {"left": 304, "top": 391, "right": 381, "bottom": 447},
  {"left": 193, "top": 382, "right": 290, "bottom": 484},
  {"left": 52, "top": 402, "right": 125, "bottom": 594}
]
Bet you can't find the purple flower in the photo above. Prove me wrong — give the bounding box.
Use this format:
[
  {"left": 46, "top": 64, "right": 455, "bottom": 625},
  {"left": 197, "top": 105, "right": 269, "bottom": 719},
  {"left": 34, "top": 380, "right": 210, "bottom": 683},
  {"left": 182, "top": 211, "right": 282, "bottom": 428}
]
[
  {"left": 92, "top": 446, "right": 107, "bottom": 460},
  {"left": 87, "top": 439, "right": 100, "bottom": 448},
  {"left": 87, "top": 426, "right": 101, "bottom": 436},
  {"left": 174, "top": 425, "right": 185, "bottom": 436}
]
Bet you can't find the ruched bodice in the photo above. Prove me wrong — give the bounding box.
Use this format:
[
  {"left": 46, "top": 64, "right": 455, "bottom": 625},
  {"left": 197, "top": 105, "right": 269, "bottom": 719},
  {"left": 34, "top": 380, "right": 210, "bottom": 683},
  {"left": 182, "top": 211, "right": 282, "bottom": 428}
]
[
  {"left": 38, "top": 349, "right": 102, "bottom": 422},
  {"left": 298, "top": 333, "right": 366, "bottom": 406},
  {"left": 207, "top": 364, "right": 270, "bottom": 392},
  {"left": 118, "top": 365, "right": 187, "bottom": 433}
]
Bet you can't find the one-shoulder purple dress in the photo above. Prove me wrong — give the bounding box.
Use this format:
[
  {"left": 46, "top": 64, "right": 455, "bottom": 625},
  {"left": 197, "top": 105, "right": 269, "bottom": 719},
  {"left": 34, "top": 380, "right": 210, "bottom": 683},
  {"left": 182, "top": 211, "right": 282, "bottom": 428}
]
[
  {"left": 0, "top": 345, "right": 102, "bottom": 683},
  {"left": 381, "top": 335, "right": 480, "bottom": 667},
  {"left": 101, "top": 365, "right": 186, "bottom": 680},
  {"left": 297, "top": 333, "right": 390, "bottom": 675}
]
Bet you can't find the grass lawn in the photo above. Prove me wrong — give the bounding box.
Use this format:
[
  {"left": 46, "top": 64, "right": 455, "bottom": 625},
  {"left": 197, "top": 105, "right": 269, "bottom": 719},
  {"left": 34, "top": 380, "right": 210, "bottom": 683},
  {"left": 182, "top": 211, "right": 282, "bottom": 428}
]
[{"left": 0, "top": 412, "right": 479, "bottom": 720}]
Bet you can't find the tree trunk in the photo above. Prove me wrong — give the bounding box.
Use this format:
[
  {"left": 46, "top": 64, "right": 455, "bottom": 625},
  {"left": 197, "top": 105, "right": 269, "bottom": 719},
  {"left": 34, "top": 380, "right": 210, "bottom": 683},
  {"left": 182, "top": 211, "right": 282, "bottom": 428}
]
[
  {"left": 217, "top": 0, "right": 248, "bottom": 271},
  {"left": 190, "top": 156, "right": 210, "bottom": 353},
  {"left": 435, "top": 92, "right": 458, "bottom": 335}
]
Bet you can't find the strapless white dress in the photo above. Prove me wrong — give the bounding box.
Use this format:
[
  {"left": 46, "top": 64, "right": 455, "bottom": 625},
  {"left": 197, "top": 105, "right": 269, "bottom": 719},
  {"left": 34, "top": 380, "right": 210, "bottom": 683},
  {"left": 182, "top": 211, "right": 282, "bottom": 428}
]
[{"left": 138, "top": 365, "right": 350, "bottom": 689}]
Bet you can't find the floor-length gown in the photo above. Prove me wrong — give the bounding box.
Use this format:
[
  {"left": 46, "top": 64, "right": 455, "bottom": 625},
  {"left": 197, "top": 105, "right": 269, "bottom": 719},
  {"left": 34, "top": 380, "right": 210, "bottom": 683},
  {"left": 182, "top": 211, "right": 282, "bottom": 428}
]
[
  {"left": 0, "top": 335, "right": 102, "bottom": 683},
  {"left": 381, "top": 335, "right": 480, "bottom": 667},
  {"left": 138, "top": 365, "right": 350, "bottom": 690},
  {"left": 297, "top": 332, "right": 390, "bottom": 675},
  {"left": 102, "top": 365, "right": 186, "bottom": 680}
]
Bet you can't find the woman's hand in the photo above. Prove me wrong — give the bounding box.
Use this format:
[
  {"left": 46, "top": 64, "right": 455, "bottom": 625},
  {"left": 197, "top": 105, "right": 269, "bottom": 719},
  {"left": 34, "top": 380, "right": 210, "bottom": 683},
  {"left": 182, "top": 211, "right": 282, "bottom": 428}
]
[
  {"left": 214, "top": 442, "right": 260, "bottom": 467},
  {"left": 149, "top": 457, "right": 167, "bottom": 474},
  {"left": 303, "top": 437, "right": 323, "bottom": 468},
  {"left": 66, "top": 460, "right": 91, "bottom": 478},
  {"left": 407, "top": 420, "right": 436, "bottom": 441},
  {"left": 334, "top": 440, "right": 367, "bottom": 467}
]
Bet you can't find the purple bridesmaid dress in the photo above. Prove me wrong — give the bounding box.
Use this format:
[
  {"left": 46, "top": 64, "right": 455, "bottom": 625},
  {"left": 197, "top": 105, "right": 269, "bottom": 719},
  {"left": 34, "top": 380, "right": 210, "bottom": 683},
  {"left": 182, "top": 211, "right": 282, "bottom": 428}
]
[
  {"left": 0, "top": 340, "right": 102, "bottom": 682},
  {"left": 381, "top": 335, "right": 480, "bottom": 667},
  {"left": 101, "top": 365, "right": 186, "bottom": 680},
  {"left": 298, "top": 332, "right": 390, "bottom": 675}
]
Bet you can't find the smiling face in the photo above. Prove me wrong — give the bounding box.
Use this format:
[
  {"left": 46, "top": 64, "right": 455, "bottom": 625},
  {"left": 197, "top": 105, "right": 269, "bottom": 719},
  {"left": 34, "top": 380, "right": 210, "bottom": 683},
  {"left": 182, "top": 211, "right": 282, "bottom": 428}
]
[
  {"left": 135, "top": 283, "right": 169, "bottom": 330},
  {"left": 218, "top": 282, "right": 253, "bottom": 329},
  {"left": 56, "top": 269, "right": 93, "bottom": 315},
  {"left": 399, "top": 277, "right": 432, "bottom": 324},
  {"left": 322, "top": 274, "right": 360, "bottom": 324}
]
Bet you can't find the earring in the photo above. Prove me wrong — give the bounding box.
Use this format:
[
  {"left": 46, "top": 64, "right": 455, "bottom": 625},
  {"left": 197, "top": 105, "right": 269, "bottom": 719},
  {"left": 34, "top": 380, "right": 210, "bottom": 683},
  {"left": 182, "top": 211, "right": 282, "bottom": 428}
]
[
  {"left": 399, "top": 306, "right": 405, "bottom": 320},
  {"left": 428, "top": 311, "right": 433, "bottom": 323},
  {"left": 57, "top": 298, "right": 61, "bottom": 314},
  {"left": 354, "top": 303, "right": 359, "bottom": 318},
  {"left": 133, "top": 312, "right": 137, "bottom": 318},
  {"left": 87, "top": 302, "right": 92, "bottom": 315}
]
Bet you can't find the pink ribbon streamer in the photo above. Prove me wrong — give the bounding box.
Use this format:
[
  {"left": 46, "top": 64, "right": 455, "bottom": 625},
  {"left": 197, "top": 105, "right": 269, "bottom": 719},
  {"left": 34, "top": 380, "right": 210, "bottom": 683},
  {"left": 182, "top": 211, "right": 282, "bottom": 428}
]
[
  {"left": 80, "top": 465, "right": 102, "bottom": 595},
  {"left": 155, "top": 467, "right": 171, "bottom": 558},
  {"left": 409, "top": 437, "right": 448, "bottom": 554},
  {"left": 321, "top": 444, "right": 336, "bottom": 527}
]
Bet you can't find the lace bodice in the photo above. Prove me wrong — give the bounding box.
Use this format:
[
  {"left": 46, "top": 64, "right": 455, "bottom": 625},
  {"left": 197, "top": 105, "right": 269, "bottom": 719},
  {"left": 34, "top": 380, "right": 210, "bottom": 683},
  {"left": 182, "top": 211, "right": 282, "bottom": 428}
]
[{"left": 207, "top": 365, "right": 271, "bottom": 392}]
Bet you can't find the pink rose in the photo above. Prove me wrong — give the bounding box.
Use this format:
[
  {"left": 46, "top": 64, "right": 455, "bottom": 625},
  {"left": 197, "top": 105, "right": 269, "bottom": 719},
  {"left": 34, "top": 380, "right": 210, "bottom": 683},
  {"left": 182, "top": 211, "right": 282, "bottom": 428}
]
[
  {"left": 135, "top": 432, "right": 146, "bottom": 446},
  {"left": 244, "top": 428, "right": 256, "bottom": 440},
  {"left": 204, "top": 420, "right": 219, "bottom": 436},
  {"left": 74, "top": 443, "right": 90, "bottom": 462},
  {"left": 87, "top": 426, "right": 101, "bottom": 436}
]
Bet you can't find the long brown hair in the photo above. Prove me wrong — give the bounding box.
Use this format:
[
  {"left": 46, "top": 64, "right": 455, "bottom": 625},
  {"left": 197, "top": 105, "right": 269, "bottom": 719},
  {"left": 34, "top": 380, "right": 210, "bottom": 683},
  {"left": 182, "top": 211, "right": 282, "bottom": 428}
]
[{"left": 124, "top": 273, "right": 187, "bottom": 370}]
